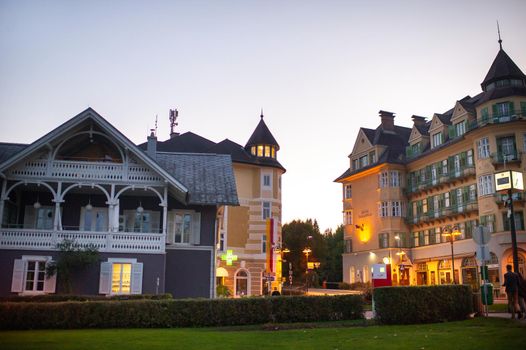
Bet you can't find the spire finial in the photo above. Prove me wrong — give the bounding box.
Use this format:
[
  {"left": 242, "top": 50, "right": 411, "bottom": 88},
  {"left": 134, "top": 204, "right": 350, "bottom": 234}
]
[
  {"left": 260, "top": 108, "right": 264, "bottom": 119},
  {"left": 497, "top": 20, "right": 503, "bottom": 50}
]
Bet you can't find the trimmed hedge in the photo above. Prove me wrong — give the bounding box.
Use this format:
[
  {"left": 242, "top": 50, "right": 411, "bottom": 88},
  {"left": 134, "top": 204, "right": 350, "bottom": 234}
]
[
  {"left": 374, "top": 285, "right": 473, "bottom": 325},
  {"left": 0, "top": 294, "right": 363, "bottom": 330},
  {"left": 0, "top": 293, "right": 173, "bottom": 303}
]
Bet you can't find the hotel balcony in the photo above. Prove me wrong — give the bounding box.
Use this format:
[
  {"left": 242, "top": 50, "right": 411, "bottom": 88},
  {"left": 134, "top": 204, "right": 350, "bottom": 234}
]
[
  {"left": 495, "top": 191, "right": 525, "bottom": 208},
  {"left": 0, "top": 228, "right": 165, "bottom": 254},
  {"left": 491, "top": 151, "right": 522, "bottom": 168},
  {"left": 405, "top": 165, "right": 476, "bottom": 197},
  {"left": 406, "top": 200, "right": 478, "bottom": 226}
]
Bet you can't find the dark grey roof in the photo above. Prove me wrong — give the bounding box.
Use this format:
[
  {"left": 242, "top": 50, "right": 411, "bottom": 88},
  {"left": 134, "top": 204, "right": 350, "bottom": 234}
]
[
  {"left": 155, "top": 152, "right": 239, "bottom": 206},
  {"left": 245, "top": 116, "right": 280, "bottom": 150},
  {"left": 361, "top": 128, "right": 375, "bottom": 143},
  {"left": 0, "top": 143, "right": 27, "bottom": 163},
  {"left": 482, "top": 49, "right": 526, "bottom": 89}
]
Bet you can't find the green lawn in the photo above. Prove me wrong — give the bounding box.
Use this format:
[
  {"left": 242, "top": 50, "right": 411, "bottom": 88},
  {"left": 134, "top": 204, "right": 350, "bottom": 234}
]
[{"left": 1, "top": 318, "right": 525, "bottom": 350}]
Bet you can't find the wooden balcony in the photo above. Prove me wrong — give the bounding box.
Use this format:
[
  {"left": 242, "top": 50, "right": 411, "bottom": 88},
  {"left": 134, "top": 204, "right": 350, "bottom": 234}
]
[{"left": 0, "top": 228, "right": 165, "bottom": 254}]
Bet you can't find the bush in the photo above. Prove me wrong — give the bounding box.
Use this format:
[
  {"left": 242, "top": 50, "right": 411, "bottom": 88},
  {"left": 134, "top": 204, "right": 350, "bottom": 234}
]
[
  {"left": 0, "top": 294, "right": 173, "bottom": 303},
  {"left": 0, "top": 294, "right": 363, "bottom": 330},
  {"left": 373, "top": 285, "right": 473, "bottom": 325}
]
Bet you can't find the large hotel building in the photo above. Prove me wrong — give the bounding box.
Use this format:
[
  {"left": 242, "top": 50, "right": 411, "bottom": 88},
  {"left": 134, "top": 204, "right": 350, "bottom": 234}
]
[{"left": 336, "top": 43, "right": 526, "bottom": 293}]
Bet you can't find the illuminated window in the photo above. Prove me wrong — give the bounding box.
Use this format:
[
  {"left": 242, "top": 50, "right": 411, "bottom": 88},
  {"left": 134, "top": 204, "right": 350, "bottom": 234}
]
[
  {"left": 264, "top": 146, "right": 271, "bottom": 157},
  {"left": 257, "top": 145, "right": 264, "bottom": 157},
  {"left": 271, "top": 147, "right": 276, "bottom": 158},
  {"left": 251, "top": 146, "right": 256, "bottom": 155},
  {"left": 111, "top": 263, "right": 131, "bottom": 294}
]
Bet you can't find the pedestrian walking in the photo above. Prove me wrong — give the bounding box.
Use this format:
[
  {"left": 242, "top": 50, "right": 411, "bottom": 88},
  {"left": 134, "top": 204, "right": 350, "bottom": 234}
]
[{"left": 502, "top": 264, "right": 521, "bottom": 319}]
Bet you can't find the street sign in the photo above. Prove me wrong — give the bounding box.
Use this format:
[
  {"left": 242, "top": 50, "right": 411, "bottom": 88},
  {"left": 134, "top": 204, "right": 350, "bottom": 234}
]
[
  {"left": 476, "top": 244, "right": 491, "bottom": 265},
  {"left": 473, "top": 225, "right": 491, "bottom": 245}
]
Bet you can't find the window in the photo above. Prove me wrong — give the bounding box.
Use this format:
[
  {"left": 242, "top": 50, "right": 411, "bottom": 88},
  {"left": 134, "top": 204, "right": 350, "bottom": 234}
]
[
  {"left": 344, "top": 239, "right": 353, "bottom": 253},
  {"left": 81, "top": 207, "right": 108, "bottom": 232},
  {"left": 390, "top": 171, "right": 400, "bottom": 187},
  {"left": 455, "top": 121, "right": 466, "bottom": 137},
  {"left": 432, "top": 132, "right": 443, "bottom": 148},
  {"left": 413, "top": 231, "right": 420, "bottom": 247},
  {"left": 219, "top": 232, "right": 225, "bottom": 251},
  {"left": 168, "top": 210, "right": 200, "bottom": 244},
  {"left": 503, "top": 211, "right": 525, "bottom": 231},
  {"left": 477, "top": 138, "right": 490, "bottom": 159},
  {"left": 359, "top": 155, "right": 368, "bottom": 168},
  {"left": 391, "top": 201, "right": 402, "bottom": 217},
  {"left": 369, "top": 151, "right": 376, "bottom": 164},
  {"left": 478, "top": 175, "right": 494, "bottom": 196},
  {"left": 261, "top": 235, "right": 266, "bottom": 253},
  {"left": 262, "top": 174, "right": 271, "bottom": 188},
  {"left": 469, "top": 185, "right": 477, "bottom": 201},
  {"left": 379, "top": 172, "right": 388, "bottom": 188},
  {"left": 112, "top": 263, "right": 131, "bottom": 294},
  {"left": 442, "top": 159, "right": 448, "bottom": 175},
  {"left": 99, "top": 258, "right": 143, "bottom": 295},
  {"left": 344, "top": 210, "right": 353, "bottom": 225},
  {"left": 262, "top": 202, "right": 271, "bottom": 220},
  {"left": 352, "top": 159, "right": 359, "bottom": 170},
  {"left": 435, "top": 227, "right": 442, "bottom": 244},
  {"left": 264, "top": 146, "right": 271, "bottom": 157},
  {"left": 124, "top": 210, "right": 160, "bottom": 233},
  {"left": 257, "top": 145, "right": 264, "bottom": 157},
  {"left": 251, "top": 146, "right": 256, "bottom": 155},
  {"left": 494, "top": 102, "right": 511, "bottom": 118},
  {"left": 378, "top": 202, "right": 389, "bottom": 217},
  {"left": 497, "top": 136, "right": 516, "bottom": 159},
  {"left": 271, "top": 147, "right": 276, "bottom": 158},
  {"left": 480, "top": 215, "right": 495, "bottom": 233},
  {"left": 235, "top": 270, "right": 249, "bottom": 296},
  {"left": 379, "top": 233, "right": 389, "bottom": 249},
  {"left": 467, "top": 150, "right": 474, "bottom": 166},
  {"left": 11, "top": 256, "right": 56, "bottom": 294},
  {"left": 344, "top": 184, "right": 352, "bottom": 199}
]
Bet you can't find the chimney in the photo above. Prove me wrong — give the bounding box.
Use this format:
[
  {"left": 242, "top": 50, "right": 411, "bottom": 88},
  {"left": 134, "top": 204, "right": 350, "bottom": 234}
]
[
  {"left": 411, "top": 115, "right": 426, "bottom": 127},
  {"left": 147, "top": 129, "right": 157, "bottom": 160},
  {"left": 379, "top": 110, "right": 395, "bottom": 131}
]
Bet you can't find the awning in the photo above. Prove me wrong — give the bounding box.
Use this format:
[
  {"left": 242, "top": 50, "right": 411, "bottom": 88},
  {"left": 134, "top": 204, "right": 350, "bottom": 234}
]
[
  {"left": 216, "top": 267, "right": 229, "bottom": 277},
  {"left": 413, "top": 253, "right": 474, "bottom": 264}
]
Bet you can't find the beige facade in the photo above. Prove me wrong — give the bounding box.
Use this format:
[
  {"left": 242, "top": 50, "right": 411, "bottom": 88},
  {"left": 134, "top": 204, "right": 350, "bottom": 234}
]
[{"left": 337, "top": 47, "right": 526, "bottom": 294}]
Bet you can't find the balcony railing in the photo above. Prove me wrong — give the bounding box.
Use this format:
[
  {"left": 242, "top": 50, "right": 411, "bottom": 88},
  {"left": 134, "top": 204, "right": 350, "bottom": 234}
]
[
  {"left": 407, "top": 200, "right": 478, "bottom": 225},
  {"left": 405, "top": 165, "right": 476, "bottom": 195},
  {"left": 0, "top": 229, "right": 165, "bottom": 254},
  {"left": 491, "top": 151, "right": 522, "bottom": 165},
  {"left": 6, "top": 159, "right": 164, "bottom": 184}
]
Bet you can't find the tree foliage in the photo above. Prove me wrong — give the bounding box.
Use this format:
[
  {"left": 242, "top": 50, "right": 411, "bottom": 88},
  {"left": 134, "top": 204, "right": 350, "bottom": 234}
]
[{"left": 46, "top": 239, "right": 99, "bottom": 294}]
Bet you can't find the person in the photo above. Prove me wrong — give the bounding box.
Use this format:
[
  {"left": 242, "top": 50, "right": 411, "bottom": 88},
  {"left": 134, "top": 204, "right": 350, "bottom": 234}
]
[
  {"left": 517, "top": 272, "right": 526, "bottom": 319},
  {"left": 502, "top": 264, "right": 521, "bottom": 319},
  {"left": 271, "top": 288, "right": 281, "bottom": 296}
]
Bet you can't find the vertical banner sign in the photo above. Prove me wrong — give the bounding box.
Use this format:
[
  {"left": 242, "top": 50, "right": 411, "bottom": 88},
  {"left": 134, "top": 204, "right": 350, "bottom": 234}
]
[{"left": 266, "top": 218, "right": 274, "bottom": 273}]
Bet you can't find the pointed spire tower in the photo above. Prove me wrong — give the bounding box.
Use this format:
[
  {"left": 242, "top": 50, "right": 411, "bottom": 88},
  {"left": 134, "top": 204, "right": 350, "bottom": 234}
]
[
  {"left": 481, "top": 24, "right": 526, "bottom": 92},
  {"left": 245, "top": 110, "right": 280, "bottom": 160}
]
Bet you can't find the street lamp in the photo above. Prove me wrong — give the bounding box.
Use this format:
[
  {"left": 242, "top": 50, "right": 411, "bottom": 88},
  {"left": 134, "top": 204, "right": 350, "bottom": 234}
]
[
  {"left": 276, "top": 247, "right": 291, "bottom": 294},
  {"left": 442, "top": 225, "right": 462, "bottom": 284},
  {"left": 303, "top": 247, "right": 312, "bottom": 293}
]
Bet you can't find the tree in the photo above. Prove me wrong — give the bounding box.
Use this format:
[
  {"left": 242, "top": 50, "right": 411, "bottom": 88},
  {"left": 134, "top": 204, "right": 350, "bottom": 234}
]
[
  {"left": 319, "top": 225, "right": 344, "bottom": 282},
  {"left": 282, "top": 219, "right": 326, "bottom": 286},
  {"left": 46, "top": 239, "right": 99, "bottom": 294}
]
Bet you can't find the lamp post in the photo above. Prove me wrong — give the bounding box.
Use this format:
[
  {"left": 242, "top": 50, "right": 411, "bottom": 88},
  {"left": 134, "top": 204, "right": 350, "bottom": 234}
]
[
  {"left": 303, "top": 248, "right": 312, "bottom": 293},
  {"left": 442, "top": 226, "right": 462, "bottom": 284},
  {"left": 277, "top": 247, "right": 290, "bottom": 294}
]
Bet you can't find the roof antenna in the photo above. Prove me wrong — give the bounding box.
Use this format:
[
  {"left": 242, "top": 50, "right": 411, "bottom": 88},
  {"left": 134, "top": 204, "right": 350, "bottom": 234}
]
[
  {"left": 260, "top": 108, "right": 264, "bottom": 119},
  {"left": 154, "top": 114, "right": 158, "bottom": 136},
  {"left": 497, "top": 20, "right": 503, "bottom": 50},
  {"left": 169, "top": 108, "right": 179, "bottom": 138}
]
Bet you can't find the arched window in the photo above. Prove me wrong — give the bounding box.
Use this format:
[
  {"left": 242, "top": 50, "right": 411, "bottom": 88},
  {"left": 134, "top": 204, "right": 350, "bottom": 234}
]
[{"left": 235, "top": 269, "right": 249, "bottom": 296}]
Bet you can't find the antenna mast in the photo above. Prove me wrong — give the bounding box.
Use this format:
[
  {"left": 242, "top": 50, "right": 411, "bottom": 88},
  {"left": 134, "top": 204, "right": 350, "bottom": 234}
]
[
  {"left": 497, "top": 21, "right": 503, "bottom": 50},
  {"left": 169, "top": 108, "right": 179, "bottom": 138}
]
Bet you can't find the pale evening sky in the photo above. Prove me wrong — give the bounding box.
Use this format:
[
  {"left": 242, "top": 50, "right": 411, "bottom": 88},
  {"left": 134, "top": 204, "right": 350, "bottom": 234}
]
[{"left": 1, "top": 0, "right": 525, "bottom": 232}]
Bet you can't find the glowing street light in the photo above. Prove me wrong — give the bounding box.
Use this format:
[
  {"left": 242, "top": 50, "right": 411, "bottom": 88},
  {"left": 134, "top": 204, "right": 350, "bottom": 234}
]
[
  {"left": 303, "top": 247, "right": 312, "bottom": 293},
  {"left": 442, "top": 225, "right": 462, "bottom": 284}
]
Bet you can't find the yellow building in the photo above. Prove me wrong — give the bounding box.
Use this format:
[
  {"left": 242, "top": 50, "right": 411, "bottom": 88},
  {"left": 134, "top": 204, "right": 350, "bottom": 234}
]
[
  {"left": 215, "top": 114, "right": 286, "bottom": 296},
  {"left": 336, "top": 44, "right": 526, "bottom": 293}
]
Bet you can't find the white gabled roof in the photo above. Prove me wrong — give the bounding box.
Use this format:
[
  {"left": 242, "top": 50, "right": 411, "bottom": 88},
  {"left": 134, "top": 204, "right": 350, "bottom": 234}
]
[{"left": 0, "top": 108, "right": 189, "bottom": 203}]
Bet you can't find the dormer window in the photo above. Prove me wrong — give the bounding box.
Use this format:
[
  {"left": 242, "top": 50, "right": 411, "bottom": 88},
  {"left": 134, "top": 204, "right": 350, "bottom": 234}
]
[
  {"left": 251, "top": 144, "right": 277, "bottom": 158},
  {"left": 431, "top": 132, "right": 443, "bottom": 149}
]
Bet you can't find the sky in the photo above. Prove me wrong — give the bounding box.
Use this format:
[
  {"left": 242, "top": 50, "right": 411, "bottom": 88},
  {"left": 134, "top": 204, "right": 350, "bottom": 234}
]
[{"left": 1, "top": 0, "right": 525, "bottom": 232}]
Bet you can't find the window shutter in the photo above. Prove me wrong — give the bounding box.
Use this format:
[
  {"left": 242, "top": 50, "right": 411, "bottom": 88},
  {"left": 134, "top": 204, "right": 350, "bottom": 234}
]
[
  {"left": 492, "top": 104, "right": 498, "bottom": 118},
  {"left": 44, "top": 260, "right": 57, "bottom": 293},
  {"left": 166, "top": 211, "right": 175, "bottom": 244},
  {"left": 23, "top": 205, "right": 36, "bottom": 229},
  {"left": 509, "top": 102, "right": 515, "bottom": 115},
  {"left": 99, "top": 262, "right": 112, "bottom": 294},
  {"left": 11, "top": 259, "right": 25, "bottom": 292},
  {"left": 521, "top": 102, "right": 526, "bottom": 116},
  {"left": 131, "top": 263, "right": 143, "bottom": 295},
  {"left": 191, "top": 212, "right": 201, "bottom": 245}
]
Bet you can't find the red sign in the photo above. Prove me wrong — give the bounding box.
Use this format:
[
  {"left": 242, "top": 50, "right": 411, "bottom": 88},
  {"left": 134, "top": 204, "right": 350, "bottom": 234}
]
[{"left": 372, "top": 264, "right": 392, "bottom": 288}]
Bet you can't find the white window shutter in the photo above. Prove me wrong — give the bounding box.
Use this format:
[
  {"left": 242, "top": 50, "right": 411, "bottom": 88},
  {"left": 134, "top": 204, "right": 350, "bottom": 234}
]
[
  {"left": 99, "top": 262, "right": 112, "bottom": 294},
  {"left": 131, "top": 263, "right": 143, "bottom": 295},
  {"left": 191, "top": 212, "right": 201, "bottom": 245},
  {"left": 166, "top": 211, "right": 175, "bottom": 243},
  {"left": 44, "top": 260, "right": 57, "bottom": 293},
  {"left": 11, "top": 259, "right": 25, "bottom": 292},
  {"left": 23, "top": 205, "right": 36, "bottom": 229}
]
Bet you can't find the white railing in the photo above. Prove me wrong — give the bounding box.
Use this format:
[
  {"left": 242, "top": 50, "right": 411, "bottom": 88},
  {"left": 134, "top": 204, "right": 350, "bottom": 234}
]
[
  {"left": 7, "top": 160, "right": 163, "bottom": 184},
  {"left": 0, "top": 229, "right": 165, "bottom": 254}
]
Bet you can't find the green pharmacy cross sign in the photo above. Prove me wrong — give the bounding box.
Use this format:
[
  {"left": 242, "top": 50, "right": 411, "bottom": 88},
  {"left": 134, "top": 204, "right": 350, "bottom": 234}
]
[{"left": 221, "top": 250, "right": 238, "bottom": 266}]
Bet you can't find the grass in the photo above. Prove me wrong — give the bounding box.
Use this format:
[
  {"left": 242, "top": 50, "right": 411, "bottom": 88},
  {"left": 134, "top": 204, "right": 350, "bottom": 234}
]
[{"left": 1, "top": 318, "right": 525, "bottom": 350}]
